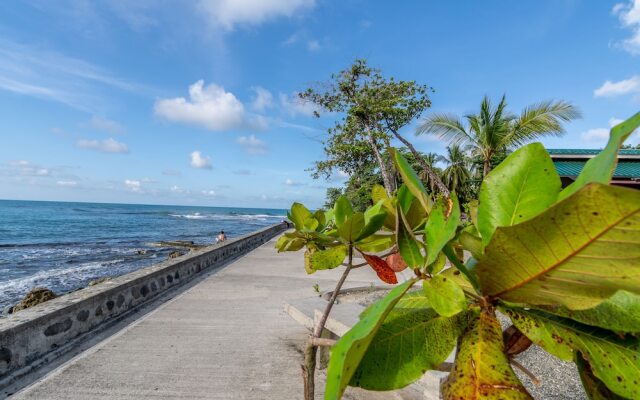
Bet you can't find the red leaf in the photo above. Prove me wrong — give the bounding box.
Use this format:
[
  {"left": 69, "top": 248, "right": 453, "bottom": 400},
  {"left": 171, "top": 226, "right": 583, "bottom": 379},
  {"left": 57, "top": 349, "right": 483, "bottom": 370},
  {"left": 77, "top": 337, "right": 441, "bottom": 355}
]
[
  {"left": 386, "top": 253, "right": 408, "bottom": 272},
  {"left": 362, "top": 254, "right": 398, "bottom": 284}
]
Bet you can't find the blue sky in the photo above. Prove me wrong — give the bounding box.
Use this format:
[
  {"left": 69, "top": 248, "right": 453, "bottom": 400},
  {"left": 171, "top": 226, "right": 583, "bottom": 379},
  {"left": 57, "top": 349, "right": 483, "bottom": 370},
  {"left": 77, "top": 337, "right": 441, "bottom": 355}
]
[{"left": 0, "top": 0, "right": 639, "bottom": 209}]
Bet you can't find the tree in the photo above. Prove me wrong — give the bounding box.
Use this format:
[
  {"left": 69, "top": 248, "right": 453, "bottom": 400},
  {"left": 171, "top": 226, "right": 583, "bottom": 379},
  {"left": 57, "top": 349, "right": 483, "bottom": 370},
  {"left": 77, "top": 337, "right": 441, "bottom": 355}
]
[
  {"left": 441, "top": 144, "right": 471, "bottom": 195},
  {"left": 301, "top": 59, "right": 447, "bottom": 197},
  {"left": 417, "top": 95, "right": 581, "bottom": 177},
  {"left": 277, "top": 112, "right": 640, "bottom": 400}
]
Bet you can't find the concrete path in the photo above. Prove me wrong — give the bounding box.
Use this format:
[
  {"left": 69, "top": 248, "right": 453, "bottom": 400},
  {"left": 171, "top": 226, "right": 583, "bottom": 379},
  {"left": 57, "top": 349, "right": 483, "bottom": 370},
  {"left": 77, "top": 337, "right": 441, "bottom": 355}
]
[{"left": 12, "top": 236, "right": 387, "bottom": 399}]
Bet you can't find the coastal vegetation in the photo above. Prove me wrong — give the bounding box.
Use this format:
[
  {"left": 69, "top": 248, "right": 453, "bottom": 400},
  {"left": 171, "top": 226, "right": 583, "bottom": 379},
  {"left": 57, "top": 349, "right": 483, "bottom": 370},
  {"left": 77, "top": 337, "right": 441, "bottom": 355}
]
[{"left": 277, "top": 60, "right": 640, "bottom": 399}]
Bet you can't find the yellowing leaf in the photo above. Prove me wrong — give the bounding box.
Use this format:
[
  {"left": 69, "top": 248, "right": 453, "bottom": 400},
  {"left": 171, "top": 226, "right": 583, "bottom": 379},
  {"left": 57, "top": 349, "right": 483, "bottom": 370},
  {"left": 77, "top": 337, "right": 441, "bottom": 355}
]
[
  {"left": 442, "top": 309, "right": 532, "bottom": 400},
  {"left": 423, "top": 274, "right": 466, "bottom": 317},
  {"left": 476, "top": 183, "right": 640, "bottom": 309}
]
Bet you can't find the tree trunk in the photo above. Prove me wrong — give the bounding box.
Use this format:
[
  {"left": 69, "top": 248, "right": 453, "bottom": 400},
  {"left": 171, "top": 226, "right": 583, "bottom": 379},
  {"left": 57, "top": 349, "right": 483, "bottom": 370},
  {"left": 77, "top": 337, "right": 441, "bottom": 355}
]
[
  {"left": 366, "top": 130, "right": 395, "bottom": 196},
  {"left": 483, "top": 157, "right": 491, "bottom": 178},
  {"left": 389, "top": 128, "right": 450, "bottom": 197}
]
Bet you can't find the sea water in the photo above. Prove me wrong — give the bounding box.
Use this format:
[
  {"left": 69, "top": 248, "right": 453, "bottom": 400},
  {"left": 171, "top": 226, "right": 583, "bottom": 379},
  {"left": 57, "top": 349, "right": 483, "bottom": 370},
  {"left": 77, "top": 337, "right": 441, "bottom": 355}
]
[{"left": 0, "top": 200, "right": 286, "bottom": 309}]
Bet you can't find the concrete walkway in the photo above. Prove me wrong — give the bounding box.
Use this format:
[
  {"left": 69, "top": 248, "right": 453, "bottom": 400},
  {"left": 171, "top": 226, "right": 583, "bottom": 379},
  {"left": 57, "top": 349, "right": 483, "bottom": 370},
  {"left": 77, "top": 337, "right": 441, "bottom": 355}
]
[{"left": 12, "top": 236, "right": 386, "bottom": 399}]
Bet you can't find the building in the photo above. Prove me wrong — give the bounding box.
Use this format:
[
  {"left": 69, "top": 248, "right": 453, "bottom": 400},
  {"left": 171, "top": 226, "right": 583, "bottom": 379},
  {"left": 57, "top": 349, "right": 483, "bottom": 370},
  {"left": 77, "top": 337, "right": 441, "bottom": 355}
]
[{"left": 548, "top": 149, "right": 640, "bottom": 189}]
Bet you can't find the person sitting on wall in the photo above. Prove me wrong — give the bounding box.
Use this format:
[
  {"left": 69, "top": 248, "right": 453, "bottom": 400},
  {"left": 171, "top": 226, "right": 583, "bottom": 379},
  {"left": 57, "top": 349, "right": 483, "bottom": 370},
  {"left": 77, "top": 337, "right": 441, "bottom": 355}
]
[{"left": 216, "top": 231, "right": 227, "bottom": 243}]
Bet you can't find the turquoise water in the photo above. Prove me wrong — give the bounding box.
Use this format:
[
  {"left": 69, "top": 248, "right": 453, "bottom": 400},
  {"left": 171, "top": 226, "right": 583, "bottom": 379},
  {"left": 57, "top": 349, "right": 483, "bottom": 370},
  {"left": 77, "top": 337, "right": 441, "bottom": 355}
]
[{"left": 0, "top": 200, "right": 286, "bottom": 309}]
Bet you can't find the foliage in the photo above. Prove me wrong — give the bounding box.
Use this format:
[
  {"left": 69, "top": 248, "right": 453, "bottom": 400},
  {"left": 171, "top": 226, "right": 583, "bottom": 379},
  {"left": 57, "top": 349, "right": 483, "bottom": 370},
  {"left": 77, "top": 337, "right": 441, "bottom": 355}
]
[
  {"left": 417, "top": 95, "right": 581, "bottom": 177},
  {"left": 300, "top": 59, "right": 433, "bottom": 195},
  {"left": 278, "top": 112, "right": 640, "bottom": 399}
]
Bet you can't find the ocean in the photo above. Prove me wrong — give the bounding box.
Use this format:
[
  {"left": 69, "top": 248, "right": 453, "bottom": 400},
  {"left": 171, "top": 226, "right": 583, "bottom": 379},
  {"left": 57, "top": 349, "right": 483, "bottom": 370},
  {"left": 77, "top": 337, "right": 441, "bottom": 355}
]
[{"left": 0, "top": 200, "right": 286, "bottom": 310}]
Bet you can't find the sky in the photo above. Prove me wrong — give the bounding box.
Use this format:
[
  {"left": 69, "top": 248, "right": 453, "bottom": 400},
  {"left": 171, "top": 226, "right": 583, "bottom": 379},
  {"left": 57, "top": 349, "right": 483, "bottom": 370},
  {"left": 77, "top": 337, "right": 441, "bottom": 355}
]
[{"left": 0, "top": 0, "right": 639, "bottom": 209}]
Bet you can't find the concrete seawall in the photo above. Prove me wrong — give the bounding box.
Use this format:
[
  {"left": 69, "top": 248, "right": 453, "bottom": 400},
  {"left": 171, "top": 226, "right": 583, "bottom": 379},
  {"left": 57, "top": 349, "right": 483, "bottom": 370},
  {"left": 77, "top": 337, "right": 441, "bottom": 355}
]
[{"left": 0, "top": 222, "right": 287, "bottom": 390}]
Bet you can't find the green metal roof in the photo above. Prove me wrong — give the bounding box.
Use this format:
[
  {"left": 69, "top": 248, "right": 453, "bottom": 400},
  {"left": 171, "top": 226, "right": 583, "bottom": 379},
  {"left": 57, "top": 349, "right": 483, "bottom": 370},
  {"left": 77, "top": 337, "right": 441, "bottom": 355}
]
[
  {"left": 547, "top": 148, "right": 640, "bottom": 156},
  {"left": 553, "top": 160, "right": 640, "bottom": 178}
]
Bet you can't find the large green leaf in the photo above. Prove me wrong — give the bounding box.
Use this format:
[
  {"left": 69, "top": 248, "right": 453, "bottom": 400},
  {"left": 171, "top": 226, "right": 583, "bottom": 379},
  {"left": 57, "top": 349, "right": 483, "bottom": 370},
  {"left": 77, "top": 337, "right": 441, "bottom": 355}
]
[
  {"left": 537, "top": 290, "right": 640, "bottom": 335},
  {"left": 391, "top": 148, "right": 432, "bottom": 212},
  {"left": 423, "top": 274, "right": 467, "bottom": 317},
  {"left": 338, "top": 212, "right": 365, "bottom": 243},
  {"left": 506, "top": 308, "right": 640, "bottom": 399},
  {"left": 476, "top": 183, "right": 640, "bottom": 309},
  {"left": 442, "top": 309, "right": 532, "bottom": 400},
  {"left": 477, "top": 143, "right": 561, "bottom": 246},
  {"left": 334, "top": 195, "right": 353, "bottom": 227},
  {"left": 396, "top": 184, "right": 415, "bottom": 216},
  {"left": 350, "top": 307, "right": 473, "bottom": 390},
  {"left": 559, "top": 112, "right": 640, "bottom": 201},
  {"left": 397, "top": 209, "right": 424, "bottom": 268},
  {"left": 289, "top": 202, "right": 313, "bottom": 230},
  {"left": 425, "top": 194, "right": 460, "bottom": 266},
  {"left": 324, "top": 279, "right": 418, "bottom": 400},
  {"left": 306, "top": 245, "right": 348, "bottom": 271},
  {"left": 459, "top": 225, "right": 483, "bottom": 259},
  {"left": 575, "top": 352, "right": 629, "bottom": 400}
]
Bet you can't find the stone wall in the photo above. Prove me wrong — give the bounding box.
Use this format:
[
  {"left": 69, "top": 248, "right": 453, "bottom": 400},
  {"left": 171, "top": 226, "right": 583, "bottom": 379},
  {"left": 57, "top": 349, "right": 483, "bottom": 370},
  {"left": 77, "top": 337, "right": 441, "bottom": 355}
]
[{"left": 0, "top": 223, "right": 287, "bottom": 388}]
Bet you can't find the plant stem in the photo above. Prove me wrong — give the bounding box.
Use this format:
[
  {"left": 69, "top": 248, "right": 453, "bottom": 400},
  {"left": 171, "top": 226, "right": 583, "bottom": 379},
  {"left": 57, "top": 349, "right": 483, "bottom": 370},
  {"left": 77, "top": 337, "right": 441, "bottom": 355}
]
[
  {"left": 302, "top": 245, "right": 354, "bottom": 400},
  {"left": 366, "top": 128, "right": 395, "bottom": 196}
]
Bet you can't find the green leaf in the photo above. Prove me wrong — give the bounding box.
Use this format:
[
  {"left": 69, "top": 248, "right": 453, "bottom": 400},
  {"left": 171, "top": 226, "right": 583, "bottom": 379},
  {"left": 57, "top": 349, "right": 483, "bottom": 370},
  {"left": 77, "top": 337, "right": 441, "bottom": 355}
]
[
  {"left": 537, "top": 291, "right": 640, "bottom": 335},
  {"left": 338, "top": 212, "right": 365, "bottom": 243},
  {"left": 324, "top": 279, "right": 418, "bottom": 400},
  {"left": 356, "top": 206, "right": 387, "bottom": 242},
  {"left": 307, "top": 245, "right": 348, "bottom": 271},
  {"left": 423, "top": 274, "right": 467, "bottom": 317},
  {"left": 396, "top": 184, "right": 414, "bottom": 215},
  {"left": 313, "top": 209, "right": 327, "bottom": 230},
  {"left": 477, "top": 143, "right": 561, "bottom": 246},
  {"left": 476, "top": 183, "right": 640, "bottom": 309},
  {"left": 397, "top": 209, "right": 424, "bottom": 268},
  {"left": 575, "top": 352, "right": 629, "bottom": 400},
  {"left": 355, "top": 234, "right": 395, "bottom": 253},
  {"left": 559, "top": 112, "right": 640, "bottom": 201},
  {"left": 506, "top": 308, "right": 640, "bottom": 399},
  {"left": 289, "top": 202, "right": 313, "bottom": 230},
  {"left": 334, "top": 195, "right": 353, "bottom": 227},
  {"left": 371, "top": 184, "right": 389, "bottom": 204},
  {"left": 405, "top": 198, "right": 427, "bottom": 230},
  {"left": 428, "top": 251, "right": 447, "bottom": 275},
  {"left": 350, "top": 307, "right": 474, "bottom": 390},
  {"left": 442, "top": 309, "right": 532, "bottom": 400},
  {"left": 425, "top": 194, "right": 460, "bottom": 266},
  {"left": 459, "top": 225, "right": 483, "bottom": 259},
  {"left": 390, "top": 148, "right": 432, "bottom": 212}
]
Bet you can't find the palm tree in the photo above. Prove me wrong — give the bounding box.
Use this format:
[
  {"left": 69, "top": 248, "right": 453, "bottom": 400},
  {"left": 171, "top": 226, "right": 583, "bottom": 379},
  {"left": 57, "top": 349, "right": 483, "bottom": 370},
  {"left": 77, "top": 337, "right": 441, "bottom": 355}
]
[
  {"left": 416, "top": 95, "right": 581, "bottom": 177},
  {"left": 441, "top": 145, "right": 471, "bottom": 194}
]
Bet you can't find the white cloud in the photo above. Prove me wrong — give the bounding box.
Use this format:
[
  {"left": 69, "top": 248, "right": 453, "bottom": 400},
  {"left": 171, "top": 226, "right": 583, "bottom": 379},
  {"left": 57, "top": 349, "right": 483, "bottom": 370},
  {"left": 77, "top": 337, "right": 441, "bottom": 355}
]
[
  {"left": 613, "top": 0, "right": 640, "bottom": 55},
  {"left": 594, "top": 75, "right": 640, "bottom": 97},
  {"left": 124, "top": 179, "right": 142, "bottom": 193},
  {"left": 0, "top": 39, "right": 141, "bottom": 112},
  {"left": 57, "top": 180, "right": 78, "bottom": 187},
  {"left": 236, "top": 134, "right": 267, "bottom": 154},
  {"left": 155, "top": 80, "right": 266, "bottom": 131},
  {"left": 250, "top": 86, "right": 273, "bottom": 112},
  {"left": 197, "top": 0, "right": 315, "bottom": 31},
  {"left": 307, "top": 40, "right": 320, "bottom": 51},
  {"left": 190, "top": 150, "right": 213, "bottom": 169},
  {"left": 279, "top": 92, "right": 318, "bottom": 117},
  {"left": 6, "top": 160, "right": 50, "bottom": 177},
  {"left": 581, "top": 128, "right": 610, "bottom": 143},
  {"left": 581, "top": 117, "right": 636, "bottom": 143},
  {"left": 170, "top": 185, "right": 184, "bottom": 193},
  {"left": 201, "top": 189, "right": 216, "bottom": 197},
  {"left": 87, "top": 116, "right": 125, "bottom": 134},
  {"left": 285, "top": 178, "right": 305, "bottom": 186},
  {"left": 76, "top": 137, "right": 129, "bottom": 153}
]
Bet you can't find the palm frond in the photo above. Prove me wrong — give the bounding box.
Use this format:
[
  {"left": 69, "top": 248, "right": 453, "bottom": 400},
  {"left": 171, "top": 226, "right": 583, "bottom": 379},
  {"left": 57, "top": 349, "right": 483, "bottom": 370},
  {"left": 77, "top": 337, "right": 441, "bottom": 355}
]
[
  {"left": 507, "top": 100, "right": 581, "bottom": 147},
  {"left": 416, "top": 113, "right": 477, "bottom": 146}
]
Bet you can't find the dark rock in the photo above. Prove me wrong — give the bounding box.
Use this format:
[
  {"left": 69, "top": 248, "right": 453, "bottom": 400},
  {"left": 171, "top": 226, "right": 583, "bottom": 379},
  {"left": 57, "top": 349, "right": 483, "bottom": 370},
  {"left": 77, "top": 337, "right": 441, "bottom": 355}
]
[
  {"left": 106, "top": 300, "right": 115, "bottom": 311},
  {"left": 12, "top": 288, "right": 57, "bottom": 313},
  {"left": 140, "top": 285, "right": 149, "bottom": 297},
  {"left": 168, "top": 251, "right": 184, "bottom": 259},
  {"left": 116, "top": 294, "right": 125, "bottom": 307},
  {"left": 136, "top": 249, "right": 149, "bottom": 255}
]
